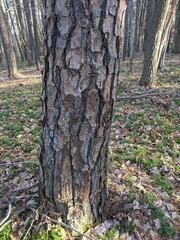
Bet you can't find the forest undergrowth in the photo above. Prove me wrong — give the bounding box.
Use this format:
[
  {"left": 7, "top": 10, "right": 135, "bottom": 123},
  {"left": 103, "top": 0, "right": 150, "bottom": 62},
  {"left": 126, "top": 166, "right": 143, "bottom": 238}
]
[{"left": 0, "top": 55, "right": 179, "bottom": 239}]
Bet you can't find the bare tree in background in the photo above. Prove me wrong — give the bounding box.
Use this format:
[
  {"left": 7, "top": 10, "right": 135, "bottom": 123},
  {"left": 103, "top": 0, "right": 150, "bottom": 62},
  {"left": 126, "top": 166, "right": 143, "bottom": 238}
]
[{"left": 0, "top": 0, "right": 20, "bottom": 78}]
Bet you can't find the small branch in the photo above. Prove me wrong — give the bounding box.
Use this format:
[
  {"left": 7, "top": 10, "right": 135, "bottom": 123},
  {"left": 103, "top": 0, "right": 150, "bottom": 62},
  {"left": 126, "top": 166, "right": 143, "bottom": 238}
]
[
  {"left": 45, "top": 215, "right": 93, "bottom": 240},
  {"left": 117, "top": 91, "right": 179, "bottom": 100},
  {"left": 0, "top": 219, "right": 12, "bottom": 232},
  {"left": 22, "top": 219, "right": 34, "bottom": 240},
  {"left": 0, "top": 204, "right": 12, "bottom": 227}
]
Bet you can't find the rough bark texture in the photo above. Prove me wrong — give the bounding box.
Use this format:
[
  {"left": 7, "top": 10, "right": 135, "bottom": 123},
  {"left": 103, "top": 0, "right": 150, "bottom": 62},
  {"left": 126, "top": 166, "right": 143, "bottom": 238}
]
[
  {"left": 40, "top": 0, "right": 120, "bottom": 232},
  {"left": 0, "top": 1, "right": 18, "bottom": 78},
  {"left": 140, "top": 0, "right": 178, "bottom": 86}
]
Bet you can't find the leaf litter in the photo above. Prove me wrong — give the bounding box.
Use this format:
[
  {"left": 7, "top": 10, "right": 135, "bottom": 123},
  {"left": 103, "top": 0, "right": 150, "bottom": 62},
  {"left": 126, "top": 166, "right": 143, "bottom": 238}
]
[{"left": 0, "top": 56, "right": 180, "bottom": 239}]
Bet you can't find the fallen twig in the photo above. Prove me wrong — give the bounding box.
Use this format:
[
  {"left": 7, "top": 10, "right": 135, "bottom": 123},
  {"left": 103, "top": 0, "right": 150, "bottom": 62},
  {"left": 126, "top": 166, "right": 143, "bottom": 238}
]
[
  {"left": 0, "top": 219, "right": 12, "bottom": 232},
  {"left": 45, "top": 215, "right": 93, "bottom": 240},
  {"left": 117, "top": 91, "right": 179, "bottom": 100},
  {"left": 22, "top": 219, "right": 34, "bottom": 240},
  {"left": 0, "top": 204, "right": 12, "bottom": 232}
]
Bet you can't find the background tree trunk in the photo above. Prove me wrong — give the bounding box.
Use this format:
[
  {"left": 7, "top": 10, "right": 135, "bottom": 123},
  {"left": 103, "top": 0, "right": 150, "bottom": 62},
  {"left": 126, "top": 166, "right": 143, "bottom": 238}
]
[
  {"left": 31, "top": 0, "right": 41, "bottom": 70},
  {"left": 23, "top": 0, "right": 35, "bottom": 62},
  {"left": 140, "top": 0, "right": 175, "bottom": 86},
  {"left": 4, "top": 0, "right": 25, "bottom": 62},
  {"left": 15, "top": 0, "right": 32, "bottom": 65},
  {"left": 119, "top": 0, "right": 127, "bottom": 59},
  {"left": 174, "top": 1, "right": 180, "bottom": 53},
  {"left": 40, "top": 0, "right": 121, "bottom": 233},
  {"left": 0, "top": 0, "right": 19, "bottom": 78},
  {"left": 123, "top": 0, "right": 130, "bottom": 60}
]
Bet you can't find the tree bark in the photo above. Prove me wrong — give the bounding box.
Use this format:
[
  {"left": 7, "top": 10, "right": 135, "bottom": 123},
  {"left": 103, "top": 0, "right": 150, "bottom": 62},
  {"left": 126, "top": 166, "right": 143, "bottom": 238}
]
[
  {"left": 0, "top": 0, "right": 19, "bottom": 78},
  {"left": 140, "top": 0, "right": 178, "bottom": 86},
  {"left": 39, "top": 0, "right": 121, "bottom": 233}
]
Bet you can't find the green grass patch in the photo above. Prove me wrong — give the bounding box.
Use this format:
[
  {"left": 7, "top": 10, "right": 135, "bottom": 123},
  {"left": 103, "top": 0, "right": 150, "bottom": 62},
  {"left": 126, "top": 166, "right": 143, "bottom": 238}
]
[
  {"left": 0, "top": 223, "right": 12, "bottom": 240},
  {"left": 152, "top": 174, "right": 175, "bottom": 195}
]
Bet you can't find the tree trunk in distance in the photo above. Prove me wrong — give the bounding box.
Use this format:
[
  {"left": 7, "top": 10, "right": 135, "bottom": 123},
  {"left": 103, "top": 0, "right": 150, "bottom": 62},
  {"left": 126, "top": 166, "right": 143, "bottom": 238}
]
[
  {"left": 39, "top": 0, "right": 121, "bottom": 233},
  {"left": 158, "top": 0, "right": 178, "bottom": 69},
  {"left": 135, "top": 0, "right": 140, "bottom": 52},
  {"left": 0, "top": 1, "right": 19, "bottom": 78},
  {"left": 4, "top": 0, "right": 25, "bottom": 62},
  {"left": 174, "top": 1, "right": 180, "bottom": 53},
  {"left": 23, "top": 0, "right": 35, "bottom": 62},
  {"left": 129, "top": 0, "right": 135, "bottom": 71},
  {"left": 140, "top": 0, "right": 176, "bottom": 86},
  {"left": 31, "top": 0, "right": 41, "bottom": 70},
  {"left": 139, "top": 0, "right": 147, "bottom": 52},
  {"left": 15, "top": 0, "right": 33, "bottom": 65},
  {"left": 119, "top": 0, "right": 127, "bottom": 59},
  {"left": 123, "top": 0, "right": 130, "bottom": 60}
]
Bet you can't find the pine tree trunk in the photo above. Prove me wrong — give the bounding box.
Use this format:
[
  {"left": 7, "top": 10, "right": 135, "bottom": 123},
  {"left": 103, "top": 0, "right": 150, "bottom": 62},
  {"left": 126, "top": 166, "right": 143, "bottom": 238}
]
[
  {"left": 0, "top": 2, "right": 19, "bottom": 78},
  {"left": 40, "top": 0, "right": 121, "bottom": 233},
  {"left": 140, "top": 0, "right": 176, "bottom": 86}
]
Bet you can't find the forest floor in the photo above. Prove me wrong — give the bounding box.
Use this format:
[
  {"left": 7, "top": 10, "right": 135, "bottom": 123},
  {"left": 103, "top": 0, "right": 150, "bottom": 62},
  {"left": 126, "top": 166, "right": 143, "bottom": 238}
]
[{"left": 0, "top": 54, "right": 179, "bottom": 239}]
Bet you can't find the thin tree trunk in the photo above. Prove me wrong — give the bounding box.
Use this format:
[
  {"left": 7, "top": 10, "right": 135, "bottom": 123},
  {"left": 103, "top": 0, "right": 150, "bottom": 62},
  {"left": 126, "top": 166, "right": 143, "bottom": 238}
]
[
  {"left": 31, "top": 0, "right": 41, "bottom": 70},
  {"left": 123, "top": 0, "right": 130, "bottom": 60},
  {"left": 174, "top": 1, "right": 180, "bottom": 53},
  {"left": 40, "top": 0, "right": 121, "bottom": 233},
  {"left": 129, "top": 0, "right": 135, "bottom": 71},
  {"left": 15, "top": 0, "right": 32, "bottom": 65},
  {"left": 23, "top": 0, "right": 35, "bottom": 62},
  {"left": 0, "top": 0, "right": 19, "bottom": 78},
  {"left": 119, "top": 0, "right": 127, "bottom": 59},
  {"left": 135, "top": 0, "right": 140, "bottom": 52},
  {"left": 4, "top": 0, "right": 24, "bottom": 62},
  {"left": 139, "top": 0, "right": 147, "bottom": 52}
]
